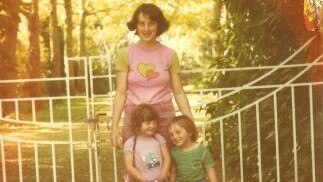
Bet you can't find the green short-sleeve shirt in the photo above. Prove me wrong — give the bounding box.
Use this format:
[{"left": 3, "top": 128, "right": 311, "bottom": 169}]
[{"left": 171, "top": 144, "right": 215, "bottom": 182}]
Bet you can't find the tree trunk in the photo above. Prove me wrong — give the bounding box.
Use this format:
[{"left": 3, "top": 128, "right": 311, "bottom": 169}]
[
  {"left": 272, "top": 0, "right": 322, "bottom": 97},
  {"left": 273, "top": 0, "right": 321, "bottom": 58},
  {"left": 65, "top": 0, "right": 73, "bottom": 57},
  {"left": 76, "top": 0, "right": 88, "bottom": 93},
  {"left": 21, "top": 0, "right": 44, "bottom": 112},
  {"left": 275, "top": 1, "right": 323, "bottom": 178},
  {"left": 213, "top": 0, "right": 223, "bottom": 56},
  {"left": 0, "top": 0, "right": 19, "bottom": 115},
  {"left": 64, "top": 0, "right": 77, "bottom": 93},
  {"left": 24, "top": 0, "right": 43, "bottom": 99},
  {"left": 50, "top": 0, "right": 63, "bottom": 95},
  {"left": 79, "top": 0, "right": 87, "bottom": 57}
]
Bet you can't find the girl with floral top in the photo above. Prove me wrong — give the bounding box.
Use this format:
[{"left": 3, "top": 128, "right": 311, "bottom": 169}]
[{"left": 124, "top": 104, "right": 170, "bottom": 182}]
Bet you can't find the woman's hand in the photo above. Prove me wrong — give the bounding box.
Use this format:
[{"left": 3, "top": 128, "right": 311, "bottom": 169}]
[
  {"left": 110, "top": 126, "right": 121, "bottom": 147},
  {"left": 170, "top": 72, "right": 193, "bottom": 120},
  {"left": 110, "top": 71, "right": 128, "bottom": 147}
]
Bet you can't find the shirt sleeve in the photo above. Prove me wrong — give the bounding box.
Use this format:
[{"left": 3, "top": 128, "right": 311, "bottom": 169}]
[
  {"left": 170, "top": 148, "right": 177, "bottom": 164},
  {"left": 202, "top": 147, "right": 215, "bottom": 168},
  {"left": 155, "top": 133, "right": 166, "bottom": 146},
  {"left": 123, "top": 137, "right": 134, "bottom": 154},
  {"left": 170, "top": 52, "right": 181, "bottom": 73},
  {"left": 115, "top": 48, "right": 128, "bottom": 72}
]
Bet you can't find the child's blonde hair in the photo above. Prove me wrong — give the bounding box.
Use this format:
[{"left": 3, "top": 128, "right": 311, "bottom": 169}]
[
  {"left": 169, "top": 115, "right": 198, "bottom": 142},
  {"left": 130, "top": 103, "right": 159, "bottom": 134}
]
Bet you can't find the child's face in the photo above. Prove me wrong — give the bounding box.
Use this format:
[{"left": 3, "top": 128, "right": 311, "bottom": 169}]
[
  {"left": 140, "top": 120, "right": 157, "bottom": 136},
  {"left": 168, "top": 123, "right": 192, "bottom": 149}
]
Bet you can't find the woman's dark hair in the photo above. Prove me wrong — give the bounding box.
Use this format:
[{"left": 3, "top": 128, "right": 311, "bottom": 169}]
[
  {"left": 130, "top": 103, "right": 159, "bottom": 134},
  {"left": 127, "top": 3, "right": 170, "bottom": 36}
]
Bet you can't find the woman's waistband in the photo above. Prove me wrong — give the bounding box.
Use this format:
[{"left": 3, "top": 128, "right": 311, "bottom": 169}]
[{"left": 125, "top": 101, "right": 174, "bottom": 109}]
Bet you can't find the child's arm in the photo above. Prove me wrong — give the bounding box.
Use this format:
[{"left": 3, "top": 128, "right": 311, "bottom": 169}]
[
  {"left": 158, "top": 144, "right": 171, "bottom": 180},
  {"left": 169, "top": 164, "right": 177, "bottom": 182},
  {"left": 206, "top": 167, "right": 218, "bottom": 182},
  {"left": 124, "top": 152, "right": 146, "bottom": 181}
]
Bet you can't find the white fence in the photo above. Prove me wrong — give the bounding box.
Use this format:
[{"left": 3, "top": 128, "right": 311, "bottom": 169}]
[{"left": 1, "top": 37, "right": 322, "bottom": 182}]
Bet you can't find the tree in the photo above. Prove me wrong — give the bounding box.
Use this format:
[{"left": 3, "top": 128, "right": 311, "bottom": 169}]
[
  {"left": 212, "top": 0, "right": 223, "bottom": 56},
  {"left": 274, "top": 2, "right": 322, "bottom": 178},
  {"left": 24, "top": 0, "right": 43, "bottom": 100},
  {"left": 65, "top": 0, "right": 74, "bottom": 57},
  {"left": 74, "top": 0, "right": 89, "bottom": 93},
  {"left": 49, "top": 0, "right": 64, "bottom": 95},
  {"left": 79, "top": 0, "right": 88, "bottom": 56},
  {"left": 0, "top": 0, "right": 20, "bottom": 114},
  {"left": 203, "top": 0, "right": 320, "bottom": 181},
  {"left": 277, "top": 0, "right": 323, "bottom": 98},
  {"left": 64, "top": 0, "right": 77, "bottom": 93}
]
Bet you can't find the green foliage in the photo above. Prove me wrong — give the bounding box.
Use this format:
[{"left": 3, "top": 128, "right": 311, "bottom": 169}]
[
  {"left": 203, "top": 1, "right": 322, "bottom": 181},
  {"left": 204, "top": 1, "right": 300, "bottom": 115}
]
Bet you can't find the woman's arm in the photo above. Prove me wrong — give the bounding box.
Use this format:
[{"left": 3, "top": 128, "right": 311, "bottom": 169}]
[
  {"left": 206, "top": 167, "right": 218, "bottom": 182},
  {"left": 169, "top": 164, "right": 177, "bottom": 182},
  {"left": 158, "top": 145, "right": 171, "bottom": 180},
  {"left": 124, "top": 152, "right": 146, "bottom": 181},
  {"left": 110, "top": 71, "right": 128, "bottom": 146},
  {"left": 170, "top": 72, "right": 193, "bottom": 119}
]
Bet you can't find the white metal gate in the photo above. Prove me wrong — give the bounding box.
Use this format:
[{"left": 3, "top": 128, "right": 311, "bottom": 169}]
[
  {"left": 1, "top": 36, "right": 322, "bottom": 182},
  {"left": 0, "top": 56, "right": 122, "bottom": 182}
]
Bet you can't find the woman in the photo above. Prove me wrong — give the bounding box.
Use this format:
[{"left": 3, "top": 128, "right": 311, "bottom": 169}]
[{"left": 110, "top": 3, "right": 193, "bottom": 147}]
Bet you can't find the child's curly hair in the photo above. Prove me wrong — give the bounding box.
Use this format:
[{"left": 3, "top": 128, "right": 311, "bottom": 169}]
[{"left": 130, "top": 103, "right": 159, "bottom": 134}]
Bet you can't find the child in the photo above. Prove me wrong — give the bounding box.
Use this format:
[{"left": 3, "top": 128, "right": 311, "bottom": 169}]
[
  {"left": 123, "top": 103, "right": 171, "bottom": 182},
  {"left": 168, "top": 115, "right": 217, "bottom": 182}
]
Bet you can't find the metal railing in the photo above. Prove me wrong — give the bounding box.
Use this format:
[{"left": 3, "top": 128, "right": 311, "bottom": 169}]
[{"left": 1, "top": 36, "right": 322, "bottom": 182}]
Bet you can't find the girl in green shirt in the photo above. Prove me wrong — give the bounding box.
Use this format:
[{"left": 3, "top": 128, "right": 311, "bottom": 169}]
[{"left": 168, "top": 115, "right": 218, "bottom": 182}]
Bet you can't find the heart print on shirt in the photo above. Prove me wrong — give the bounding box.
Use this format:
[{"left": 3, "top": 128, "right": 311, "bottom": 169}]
[{"left": 137, "top": 63, "right": 160, "bottom": 80}]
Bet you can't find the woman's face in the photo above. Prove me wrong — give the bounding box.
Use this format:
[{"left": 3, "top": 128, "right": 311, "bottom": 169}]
[{"left": 136, "top": 12, "right": 158, "bottom": 45}]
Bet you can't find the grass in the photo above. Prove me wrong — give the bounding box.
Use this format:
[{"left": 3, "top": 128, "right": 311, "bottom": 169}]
[
  {"left": 0, "top": 94, "right": 212, "bottom": 181},
  {"left": 1, "top": 125, "right": 125, "bottom": 181},
  {"left": 0, "top": 97, "right": 121, "bottom": 181}
]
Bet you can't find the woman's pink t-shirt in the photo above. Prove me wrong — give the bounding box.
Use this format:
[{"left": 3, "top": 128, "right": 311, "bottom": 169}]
[{"left": 115, "top": 43, "right": 180, "bottom": 105}]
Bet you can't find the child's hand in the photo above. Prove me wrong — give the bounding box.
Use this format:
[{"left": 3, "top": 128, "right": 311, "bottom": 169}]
[
  {"left": 139, "top": 176, "right": 148, "bottom": 182},
  {"left": 145, "top": 179, "right": 167, "bottom": 182},
  {"left": 157, "top": 172, "right": 168, "bottom": 181}
]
